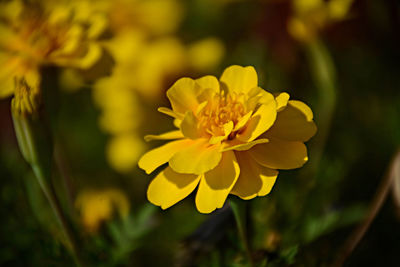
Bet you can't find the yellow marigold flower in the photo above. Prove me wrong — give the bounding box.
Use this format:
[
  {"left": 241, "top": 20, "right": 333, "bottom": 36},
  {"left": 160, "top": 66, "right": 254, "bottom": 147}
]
[
  {"left": 75, "top": 188, "right": 130, "bottom": 233},
  {"left": 139, "top": 65, "right": 317, "bottom": 213},
  {"left": 0, "top": 0, "right": 103, "bottom": 98}
]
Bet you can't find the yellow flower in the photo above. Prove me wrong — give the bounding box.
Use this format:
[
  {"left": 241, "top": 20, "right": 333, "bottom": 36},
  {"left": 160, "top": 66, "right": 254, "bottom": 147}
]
[
  {"left": 75, "top": 188, "right": 130, "bottom": 233},
  {"left": 288, "top": 0, "right": 354, "bottom": 42},
  {"left": 0, "top": 0, "right": 103, "bottom": 98},
  {"left": 139, "top": 65, "right": 317, "bottom": 213}
]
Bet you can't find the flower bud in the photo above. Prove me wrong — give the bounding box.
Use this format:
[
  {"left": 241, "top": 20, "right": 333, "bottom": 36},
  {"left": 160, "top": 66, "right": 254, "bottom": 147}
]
[{"left": 11, "top": 78, "right": 53, "bottom": 174}]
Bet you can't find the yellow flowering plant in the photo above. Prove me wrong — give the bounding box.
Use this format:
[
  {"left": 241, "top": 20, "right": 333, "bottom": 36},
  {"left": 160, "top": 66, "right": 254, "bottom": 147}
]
[
  {"left": 0, "top": 0, "right": 104, "bottom": 98},
  {"left": 139, "top": 65, "right": 317, "bottom": 213},
  {"left": 288, "top": 0, "right": 354, "bottom": 42},
  {"left": 75, "top": 188, "right": 130, "bottom": 233}
]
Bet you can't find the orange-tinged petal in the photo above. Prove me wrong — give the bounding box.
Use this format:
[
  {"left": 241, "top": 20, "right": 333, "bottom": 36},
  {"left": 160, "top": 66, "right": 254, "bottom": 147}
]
[
  {"left": 220, "top": 65, "right": 258, "bottom": 94},
  {"left": 266, "top": 100, "right": 317, "bottom": 142},
  {"left": 144, "top": 130, "right": 184, "bottom": 142},
  {"left": 275, "top": 92, "right": 290, "bottom": 111},
  {"left": 237, "top": 100, "right": 277, "bottom": 142},
  {"left": 167, "top": 77, "right": 200, "bottom": 114},
  {"left": 195, "top": 151, "right": 240, "bottom": 213},
  {"left": 147, "top": 167, "right": 200, "bottom": 210},
  {"left": 169, "top": 139, "right": 222, "bottom": 175},
  {"left": 249, "top": 139, "right": 308, "bottom": 170},
  {"left": 231, "top": 152, "right": 278, "bottom": 200},
  {"left": 138, "top": 139, "right": 193, "bottom": 174}
]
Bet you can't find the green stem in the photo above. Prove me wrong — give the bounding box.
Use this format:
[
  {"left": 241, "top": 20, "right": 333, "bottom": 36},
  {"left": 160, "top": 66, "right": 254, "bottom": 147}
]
[
  {"left": 302, "top": 39, "right": 337, "bottom": 185},
  {"left": 31, "top": 165, "right": 84, "bottom": 266},
  {"left": 230, "top": 198, "right": 254, "bottom": 267}
]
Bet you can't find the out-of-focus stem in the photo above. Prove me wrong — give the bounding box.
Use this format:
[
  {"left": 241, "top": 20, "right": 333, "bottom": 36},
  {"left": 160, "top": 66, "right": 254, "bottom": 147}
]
[
  {"left": 230, "top": 198, "right": 254, "bottom": 267},
  {"left": 54, "top": 142, "right": 76, "bottom": 218},
  {"left": 31, "top": 164, "right": 84, "bottom": 267},
  {"left": 302, "top": 39, "right": 337, "bottom": 184},
  {"left": 11, "top": 78, "right": 84, "bottom": 266},
  {"left": 332, "top": 149, "right": 400, "bottom": 267}
]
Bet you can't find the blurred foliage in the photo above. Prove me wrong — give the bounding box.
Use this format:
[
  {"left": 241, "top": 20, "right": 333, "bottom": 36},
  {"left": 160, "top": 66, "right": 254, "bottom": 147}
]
[{"left": 1, "top": 0, "right": 400, "bottom": 266}]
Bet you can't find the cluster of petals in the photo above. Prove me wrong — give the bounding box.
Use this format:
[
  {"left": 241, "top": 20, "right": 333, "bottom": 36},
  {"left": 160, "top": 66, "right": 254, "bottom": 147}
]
[
  {"left": 0, "top": 0, "right": 103, "bottom": 98},
  {"left": 139, "top": 65, "right": 317, "bottom": 213}
]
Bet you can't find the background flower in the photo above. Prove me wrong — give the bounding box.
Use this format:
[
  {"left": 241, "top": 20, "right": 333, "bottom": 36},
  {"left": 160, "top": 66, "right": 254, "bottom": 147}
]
[{"left": 0, "top": 0, "right": 104, "bottom": 97}]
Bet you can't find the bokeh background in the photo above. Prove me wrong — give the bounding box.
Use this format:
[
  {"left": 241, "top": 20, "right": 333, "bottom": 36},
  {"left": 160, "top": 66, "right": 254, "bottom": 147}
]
[{"left": 0, "top": 0, "right": 400, "bottom": 266}]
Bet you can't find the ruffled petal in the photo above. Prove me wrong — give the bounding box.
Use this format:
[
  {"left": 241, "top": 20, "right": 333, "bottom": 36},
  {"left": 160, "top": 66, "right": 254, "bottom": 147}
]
[
  {"left": 220, "top": 65, "right": 258, "bottom": 94},
  {"left": 231, "top": 152, "right": 278, "bottom": 200},
  {"left": 237, "top": 99, "right": 277, "bottom": 142},
  {"left": 181, "top": 111, "right": 201, "bottom": 139},
  {"left": 169, "top": 139, "right": 222, "bottom": 175},
  {"left": 138, "top": 139, "right": 193, "bottom": 174},
  {"left": 147, "top": 166, "right": 200, "bottom": 209},
  {"left": 144, "top": 130, "right": 184, "bottom": 141},
  {"left": 157, "top": 107, "right": 184, "bottom": 120},
  {"left": 275, "top": 92, "right": 290, "bottom": 111},
  {"left": 222, "top": 138, "right": 269, "bottom": 152},
  {"left": 195, "top": 151, "right": 240, "bottom": 213},
  {"left": 248, "top": 139, "right": 308, "bottom": 170},
  {"left": 167, "top": 77, "right": 201, "bottom": 114},
  {"left": 266, "top": 100, "right": 317, "bottom": 142},
  {"left": 195, "top": 75, "right": 219, "bottom": 93}
]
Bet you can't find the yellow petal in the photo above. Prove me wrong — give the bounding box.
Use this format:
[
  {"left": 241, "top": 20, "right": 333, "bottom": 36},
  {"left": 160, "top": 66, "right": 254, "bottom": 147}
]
[
  {"left": 169, "top": 139, "right": 222, "bottom": 175},
  {"left": 222, "top": 138, "right": 269, "bottom": 152},
  {"left": 209, "top": 121, "right": 233, "bottom": 145},
  {"left": 237, "top": 100, "right": 277, "bottom": 142},
  {"left": 181, "top": 111, "right": 201, "bottom": 139},
  {"left": 275, "top": 92, "right": 290, "bottom": 111},
  {"left": 195, "top": 75, "right": 220, "bottom": 93},
  {"left": 220, "top": 65, "right": 258, "bottom": 94},
  {"left": 231, "top": 152, "right": 278, "bottom": 200},
  {"left": 289, "top": 100, "right": 314, "bottom": 120},
  {"left": 158, "top": 107, "right": 184, "bottom": 120},
  {"left": 249, "top": 139, "right": 308, "bottom": 170},
  {"left": 195, "top": 151, "right": 240, "bottom": 213},
  {"left": 266, "top": 100, "right": 317, "bottom": 142},
  {"left": 233, "top": 111, "right": 252, "bottom": 131},
  {"left": 147, "top": 167, "right": 200, "bottom": 210},
  {"left": 144, "top": 130, "right": 184, "bottom": 142},
  {"left": 138, "top": 139, "right": 193, "bottom": 174},
  {"left": 167, "top": 77, "right": 201, "bottom": 114},
  {"left": 0, "top": 75, "right": 14, "bottom": 98}
]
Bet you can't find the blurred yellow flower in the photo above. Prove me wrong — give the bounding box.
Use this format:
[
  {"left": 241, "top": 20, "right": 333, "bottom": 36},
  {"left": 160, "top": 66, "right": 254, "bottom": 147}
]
[
  {"left": 188, "top": 38, "right": 225, "bottom": 73},
  {"left": 288, "top": 0, "right": 354, "bottom": 42},
  {"left": 75, "top": 188, "right": 130, "bottom": 233},
  {"left": 139, "top": 65, "right": 317, "bottom": 213},
  {"left": 0, "top": 0, "right": 104, "bottom": 98},
  {"left": 107, "top": 0, "right": 183, "bottom": 36}
]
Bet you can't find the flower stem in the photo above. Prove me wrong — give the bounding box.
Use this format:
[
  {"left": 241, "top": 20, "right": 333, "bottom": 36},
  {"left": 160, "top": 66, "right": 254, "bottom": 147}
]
[
  {"left": 230, "top": 197, "right": 254, "bottom": 267},
  {"left": 31, "top": 164, "right": 84, "bottom": 266},
  {"left": 303, "top": 39, "right": 337, "bottom": 182},
  {"left": 332, "top": 149, "right": 400, "bottom": 267}
]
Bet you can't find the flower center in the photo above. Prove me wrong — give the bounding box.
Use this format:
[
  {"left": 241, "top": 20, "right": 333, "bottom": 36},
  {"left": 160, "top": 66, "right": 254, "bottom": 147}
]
[{"left": 198, "top": 91, "right": 246, "bottom": 137}]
